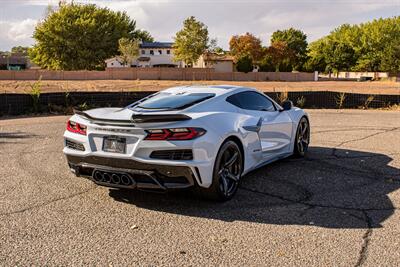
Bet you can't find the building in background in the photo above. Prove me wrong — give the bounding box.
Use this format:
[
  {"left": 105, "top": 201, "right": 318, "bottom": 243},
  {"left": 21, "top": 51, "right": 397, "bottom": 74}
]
[
  {"left": 193, "top": 52, "right": 234, "bottom": 72},
  {"left": 0, "top": 53, "right": 30, "bottom": 70},
  {"left": 106, "top": 42, "right": 183, "bottom": 68}
]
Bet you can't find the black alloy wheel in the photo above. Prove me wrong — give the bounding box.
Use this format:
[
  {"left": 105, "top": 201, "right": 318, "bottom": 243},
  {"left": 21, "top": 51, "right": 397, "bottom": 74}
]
[
  {"left": 202, "top": 140, "right": 243, "bottom": 201},
  {"left": 294, "top": 117, "right": 310, "bottom": 157}
]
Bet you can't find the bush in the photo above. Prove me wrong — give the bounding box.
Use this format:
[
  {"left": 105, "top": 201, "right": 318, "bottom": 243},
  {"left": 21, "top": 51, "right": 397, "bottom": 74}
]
[
  {"left": 236, "top": 55, "right": 253, "bottom": 73},
  {"left": 296, "top": 96, "right": 306, "bottom": 108},
  {"left": 26, "top": 76, "right": 42, "bottom": 113}
]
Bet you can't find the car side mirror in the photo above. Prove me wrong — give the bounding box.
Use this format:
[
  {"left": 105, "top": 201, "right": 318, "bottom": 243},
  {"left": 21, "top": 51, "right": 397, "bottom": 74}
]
[{"left": 281, "top": 100, "right": 293, "bottom": 111}]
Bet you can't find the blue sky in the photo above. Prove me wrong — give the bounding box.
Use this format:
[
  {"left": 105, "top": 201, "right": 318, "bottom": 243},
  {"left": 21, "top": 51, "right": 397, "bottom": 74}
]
[{"left": 0, "top": 0, "right": 399, "bottom": 51}]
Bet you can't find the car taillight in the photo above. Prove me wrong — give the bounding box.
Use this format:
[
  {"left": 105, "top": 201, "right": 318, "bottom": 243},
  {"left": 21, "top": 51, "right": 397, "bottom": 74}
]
[
  {"left": 145, "top": 127, "right": 206, "bottom": 140},
  {"left": 67, "top": 120, "right": 87, "bottom": 135}
]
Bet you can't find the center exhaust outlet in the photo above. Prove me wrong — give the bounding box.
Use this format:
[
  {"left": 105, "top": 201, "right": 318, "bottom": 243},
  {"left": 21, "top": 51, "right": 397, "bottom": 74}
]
[
  {"left": 103, "top": 173, "right": 111, "bottom": 183},
  {"left": 111, "top": 174, "right": 121, "bottom": 184},
  {"left": 93, "top": 171, "right": 103, "bottom": 182}
]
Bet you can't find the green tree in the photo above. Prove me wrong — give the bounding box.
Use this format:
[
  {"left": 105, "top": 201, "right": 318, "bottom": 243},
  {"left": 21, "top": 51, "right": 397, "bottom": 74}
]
[
  {"left": 270, "top": 28, "right": 308, "bottom": 70},
  {"left": 236, "top": 55, "right": 253, "bottom": 72},
  {"left": 229, "top": 33, "right": 264, "bottom": 62},
  {"left": 307, "top": 16, "right": 400, "bottom": 73},
  {"left": 135, "top": 29, "right": 154, "bottom": 42},
  {"left": 380, "top": 44, "right": 400, "bottom": 73},
  {"left": 304, "top": 38, "right": 327, "bottom": 72},
  {"left": 173, "top": 16, "right": 210, "bottom": 66},
  {"left": 118, "top": 38, "right": 139, "bottom": 66},
  {"left": 324, "top": 41, "right": 357, "bottom": 75},
  {"left": 11, "top": 46, "right": 29, "bottom": 55},
  {"left": 212, "top": 47, "right": 226, "bottom": 54},
  {"left": 29, "top": 2, "right": 151, "bottom": 70}
]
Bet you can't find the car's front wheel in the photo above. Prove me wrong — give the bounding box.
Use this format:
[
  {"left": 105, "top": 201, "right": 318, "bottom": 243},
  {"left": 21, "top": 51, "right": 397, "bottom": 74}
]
[{"left": 201, "top": 140, "right": 243, "bottom": 201}]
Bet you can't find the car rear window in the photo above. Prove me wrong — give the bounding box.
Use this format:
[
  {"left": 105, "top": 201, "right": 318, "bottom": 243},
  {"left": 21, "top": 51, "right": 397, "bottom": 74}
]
[{"left": 133, "top": 92, "right": 215, "bottom": 110}]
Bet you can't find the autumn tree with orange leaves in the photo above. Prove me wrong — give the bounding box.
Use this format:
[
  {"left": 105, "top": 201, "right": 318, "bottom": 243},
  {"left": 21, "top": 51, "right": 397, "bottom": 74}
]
[
  {"left": 229, "top": 33, "right": 264, "bottom": 62},
  {"left": 266, "top": 41, "right": 295, "bottom": 72}
]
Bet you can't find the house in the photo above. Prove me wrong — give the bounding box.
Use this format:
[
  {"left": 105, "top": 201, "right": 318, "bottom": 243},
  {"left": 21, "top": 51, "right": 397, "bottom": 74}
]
[
  {"left": 106, "top": 42, "right": 183, "bottom": 68},
  {"left": 193, "top": 52, "right": 234, "bottom": 72},
  {"left": 105, "top": 56, "right": 125, "bottom": 68},
  {"left": 0, "top": 53, "right": 29, "bottom": 70}
]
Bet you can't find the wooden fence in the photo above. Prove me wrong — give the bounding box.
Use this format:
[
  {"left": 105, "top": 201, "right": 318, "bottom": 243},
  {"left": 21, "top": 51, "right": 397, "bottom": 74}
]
[{"left": 0, "top": 68, "right": 315, "bottom": 82}]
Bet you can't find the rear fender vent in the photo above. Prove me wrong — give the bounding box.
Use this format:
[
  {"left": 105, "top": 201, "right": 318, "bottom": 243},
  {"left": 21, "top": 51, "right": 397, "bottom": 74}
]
[
  {"left": 65, "top": 139, "right": 85, "bottom": 151},
  {"left": 150, "top": 149, "right": 193, "bottom": 160}
]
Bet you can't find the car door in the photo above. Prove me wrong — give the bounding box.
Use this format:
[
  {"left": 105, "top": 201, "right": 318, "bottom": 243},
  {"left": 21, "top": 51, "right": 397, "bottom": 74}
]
[{"left": 227, "top": 91, "right": 293, "bottom": 160}]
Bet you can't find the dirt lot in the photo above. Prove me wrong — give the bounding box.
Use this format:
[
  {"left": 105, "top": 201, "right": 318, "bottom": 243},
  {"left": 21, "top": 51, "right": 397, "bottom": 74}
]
[
  {"left": 0, "top": 110, "right": 399, "bottom": 266},
  {"left": 0, "top": 80, "right": 399, "bottom": 95}
]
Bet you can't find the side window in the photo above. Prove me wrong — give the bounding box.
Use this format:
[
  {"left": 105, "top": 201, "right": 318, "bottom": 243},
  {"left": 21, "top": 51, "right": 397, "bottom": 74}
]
[
  {"left": 150, "top": 50, "right": 154, "bottom": 55},
  {"left": 227, "top": 91, "right": 276, "bottom": 111}
]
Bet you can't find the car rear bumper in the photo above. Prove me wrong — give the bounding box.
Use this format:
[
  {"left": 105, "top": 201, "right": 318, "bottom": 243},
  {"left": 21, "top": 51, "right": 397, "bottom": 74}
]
[{"left": 66, "top": 155, "right": 197, "bottom": 191}]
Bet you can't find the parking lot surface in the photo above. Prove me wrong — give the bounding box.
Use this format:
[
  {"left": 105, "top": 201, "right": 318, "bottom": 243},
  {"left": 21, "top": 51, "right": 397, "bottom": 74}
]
[{"left": 0, "top": 110, "right": 399, "bottom": 266}]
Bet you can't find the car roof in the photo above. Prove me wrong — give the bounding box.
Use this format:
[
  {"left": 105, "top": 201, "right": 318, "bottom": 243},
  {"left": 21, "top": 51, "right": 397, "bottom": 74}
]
[{"left": 162, "top": 85, "right": 254, "bottom": 96}]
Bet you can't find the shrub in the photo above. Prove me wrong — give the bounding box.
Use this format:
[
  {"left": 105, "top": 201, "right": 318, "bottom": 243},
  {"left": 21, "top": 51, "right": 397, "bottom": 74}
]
[
  {"left": 277, "top": 91, "right": 288, "bottom": 104},
  {"left": 236, "top": 55, "right": 253, "bottom": 73},
  {"left": 363, "top": 95, "right": 375, "bottom": 109},
  {"left": 27, "top": 76, "right": 42, "bottom": 113},
  {"left": 296, "top": 96, "right": 306, "bottom": 108},
  {"left": 335, "top": 92, "right": 346, "bottom": 109}
]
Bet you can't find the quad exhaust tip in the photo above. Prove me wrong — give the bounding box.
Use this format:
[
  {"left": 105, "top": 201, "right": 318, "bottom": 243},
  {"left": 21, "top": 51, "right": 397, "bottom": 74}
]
[{"left": 92, "top": 170, "right": 134, "bottom": 187}]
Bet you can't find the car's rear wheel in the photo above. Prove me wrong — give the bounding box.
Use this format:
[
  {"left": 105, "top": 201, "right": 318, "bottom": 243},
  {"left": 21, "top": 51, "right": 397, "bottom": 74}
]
[
  {"left": 201, "top": 140, "right": 243, "bottom": 201},
  {"left": 294, "top": 116, "right": 310, "bottom": 157}
]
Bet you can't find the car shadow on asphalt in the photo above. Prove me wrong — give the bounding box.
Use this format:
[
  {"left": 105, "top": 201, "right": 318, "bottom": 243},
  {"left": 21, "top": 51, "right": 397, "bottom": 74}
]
[{"left": 108, "top": 146, "right": 400, "bottom": 229}]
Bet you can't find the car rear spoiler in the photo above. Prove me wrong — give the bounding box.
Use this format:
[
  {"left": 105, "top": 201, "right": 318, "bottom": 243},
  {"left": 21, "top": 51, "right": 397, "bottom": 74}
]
[
  {"left": 74, "top": 109, "right": 191, "bottom": 125},
  {"left": 131, "top": 114, "right": 192, "bottom": 123}
]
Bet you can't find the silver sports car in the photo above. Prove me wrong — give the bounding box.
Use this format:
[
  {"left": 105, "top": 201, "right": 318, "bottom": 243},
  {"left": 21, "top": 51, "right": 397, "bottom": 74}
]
[{"left": 63, "top": 85, "right": 310, "bottom": 201}]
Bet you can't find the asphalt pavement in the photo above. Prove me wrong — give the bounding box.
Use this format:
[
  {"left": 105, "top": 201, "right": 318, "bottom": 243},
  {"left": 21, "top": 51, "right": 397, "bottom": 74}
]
[{"left": 0, "top": 110, "right": 399, "bottom": 266}]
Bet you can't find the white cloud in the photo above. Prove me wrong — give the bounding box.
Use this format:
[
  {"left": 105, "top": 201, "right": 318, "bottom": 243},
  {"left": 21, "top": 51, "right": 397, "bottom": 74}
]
[
  {"left": 0, "top": 0, "right": 398, "bottom": 51},
  {"left": 7, "top": 19, "right": 37, "bottom": 41},
  {"left": 0, "top": 19, "right": 37, "bottom": 50}
]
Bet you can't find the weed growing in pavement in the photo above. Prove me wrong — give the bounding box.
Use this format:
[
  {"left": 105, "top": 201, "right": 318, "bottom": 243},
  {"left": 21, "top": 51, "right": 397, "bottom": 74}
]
[
  {"left": 363, "top": 95, "right": 375, "bottom": 109},
  {"left": 277, "top": 91, "right": 289, "bottom": 104},
  {"left": 26, "top": 76, "right": 42, "bottom": 113},
  {"left": 296, "top": 96, "right": 306, "bottom": 108},
  {"left": 335, "top": 92, "right": 346, "bottom": 109}
]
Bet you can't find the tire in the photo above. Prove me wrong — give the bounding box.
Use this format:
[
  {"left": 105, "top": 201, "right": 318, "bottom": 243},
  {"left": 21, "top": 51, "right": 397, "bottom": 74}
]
[
  {"left": 200, "top": 140, "right": 243, "bottom": 201},
  {"left": 293, "top": 116, "right": 310, "bottom": 157}
]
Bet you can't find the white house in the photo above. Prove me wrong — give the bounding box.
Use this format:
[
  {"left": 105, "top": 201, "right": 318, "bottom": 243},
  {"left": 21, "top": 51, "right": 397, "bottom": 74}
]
[{"left": 106, "top": 42, "right": 183, "bottom": 68}]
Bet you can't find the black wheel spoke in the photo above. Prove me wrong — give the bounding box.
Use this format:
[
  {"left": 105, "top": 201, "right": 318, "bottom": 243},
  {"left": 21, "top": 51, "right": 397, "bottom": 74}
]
[
  {"left": 298, "top": 140, "right": 304, "bottom": 152},
  {"left": 226, "top": 171, "right": 239, "bottom": 182},
  {"left": 224, "top": 151, "right": 238, "bottom": 168},
  {"left": 220, "top": 175, "right": 229, "bottom": 195},
  {"left": 301, "top": 124, "right": 308, "bottom": 136}
]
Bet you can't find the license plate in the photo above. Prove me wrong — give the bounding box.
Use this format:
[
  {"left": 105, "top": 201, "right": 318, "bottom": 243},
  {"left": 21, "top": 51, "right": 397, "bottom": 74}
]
[{"left": 102, "top": 136, "right": 126, "bottom": 153}]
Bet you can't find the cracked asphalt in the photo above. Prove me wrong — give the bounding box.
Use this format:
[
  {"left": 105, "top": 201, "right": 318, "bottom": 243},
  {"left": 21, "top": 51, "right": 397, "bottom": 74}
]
[{"left": 0, "top": 110, "right": 399, "bottom": 266}]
